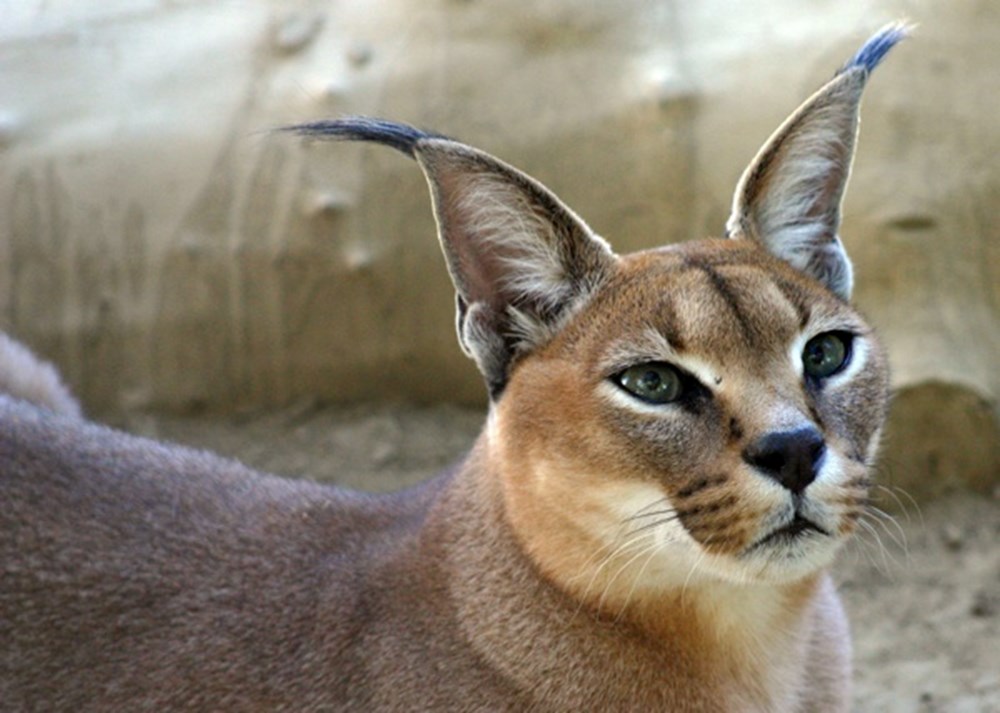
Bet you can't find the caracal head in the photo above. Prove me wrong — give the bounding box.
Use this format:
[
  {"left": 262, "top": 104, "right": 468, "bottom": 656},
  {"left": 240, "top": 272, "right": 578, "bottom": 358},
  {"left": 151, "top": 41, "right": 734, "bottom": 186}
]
[{"left": 288, "top": 24, "right": 906, "bottom": 606}]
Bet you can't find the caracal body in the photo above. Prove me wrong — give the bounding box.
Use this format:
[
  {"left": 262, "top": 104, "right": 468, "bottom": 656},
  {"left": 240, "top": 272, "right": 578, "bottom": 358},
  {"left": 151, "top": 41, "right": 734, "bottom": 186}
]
[{"left": 1, "top": 25, "right": 907, "bottom": 712}]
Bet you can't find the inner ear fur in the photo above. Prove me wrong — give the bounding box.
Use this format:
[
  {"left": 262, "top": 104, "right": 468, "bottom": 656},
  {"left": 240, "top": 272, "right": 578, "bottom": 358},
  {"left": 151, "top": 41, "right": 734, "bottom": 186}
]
[
  {"left": 413, "top": 139, "right": 616, "bottom": 397},
  {"left": 726, "top": 23, "right": 909, "bottom": 300},
  {"left": 726, "top": 70, "right": 867, "bottom": 300}
]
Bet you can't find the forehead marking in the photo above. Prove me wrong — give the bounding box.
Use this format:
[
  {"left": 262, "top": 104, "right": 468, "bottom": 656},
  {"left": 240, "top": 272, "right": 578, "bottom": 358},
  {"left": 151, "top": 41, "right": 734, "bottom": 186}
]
[
  {"left": 770, "top": 276, "right": 814, "bottom": 331},
  {"left": 682, "top": 258, "right": 758, "bottom": 346}
]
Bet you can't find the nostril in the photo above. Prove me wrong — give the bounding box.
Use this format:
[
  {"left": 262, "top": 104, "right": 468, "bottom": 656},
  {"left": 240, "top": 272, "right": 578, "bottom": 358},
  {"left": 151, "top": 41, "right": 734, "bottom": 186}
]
[
  {"left": 751, "top": 449, "right": 787, "bottom": 475},
  {"left": 743, "top": 426, "right": 826, "bottom": 494}
]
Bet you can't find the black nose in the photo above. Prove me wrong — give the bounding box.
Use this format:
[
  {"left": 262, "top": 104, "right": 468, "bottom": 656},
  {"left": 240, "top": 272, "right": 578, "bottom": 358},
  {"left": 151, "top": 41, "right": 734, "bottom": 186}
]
[{"left": 743, "top": 426, "right": 826, "bottom": 494}]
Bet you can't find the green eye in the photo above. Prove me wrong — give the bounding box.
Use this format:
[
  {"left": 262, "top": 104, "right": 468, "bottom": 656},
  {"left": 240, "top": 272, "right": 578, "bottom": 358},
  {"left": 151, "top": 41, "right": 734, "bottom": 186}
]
[
  {"left": 616, "top": 363, "right": 684, "bottom": 404},
  {"left": 802, "top": 332, "right": 852, "bottom": 379}
]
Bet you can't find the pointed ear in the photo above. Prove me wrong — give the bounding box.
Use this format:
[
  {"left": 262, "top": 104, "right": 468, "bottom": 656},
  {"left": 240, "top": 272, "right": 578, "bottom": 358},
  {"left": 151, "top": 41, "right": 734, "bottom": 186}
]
[
  {"left": 413, "top": 139, "right": 615, "bottom": 395},
  {"left": 282, "top": 118, "right": 615, "bottom": 397},
  {"left": 726, "top": 23, "right": 909, "bottom": 300}
]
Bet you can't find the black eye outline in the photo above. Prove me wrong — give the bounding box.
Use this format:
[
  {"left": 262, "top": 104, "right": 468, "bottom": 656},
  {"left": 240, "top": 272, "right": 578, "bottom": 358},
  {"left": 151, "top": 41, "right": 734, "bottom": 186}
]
[
  {"left": 613, "top": 362, "right": 686, "bottom": 405},
  {"left": 802, "top": 331, "right": 854, "bottom": 380}
]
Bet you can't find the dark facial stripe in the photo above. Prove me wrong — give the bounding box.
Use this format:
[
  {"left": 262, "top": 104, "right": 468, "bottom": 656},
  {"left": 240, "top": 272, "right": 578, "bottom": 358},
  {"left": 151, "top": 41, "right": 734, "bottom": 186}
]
[
  {"left": 683, "top": 259, "right": 757, "bottom": 346},
  {"left": 675, "top": 473, "right": 729, "bottom": 499},
  {"left": 650, "top": 302, "right": 686, "bottom": 354},
  {"left": 771, "top": 276, "right": 815, "bottom": 331}
]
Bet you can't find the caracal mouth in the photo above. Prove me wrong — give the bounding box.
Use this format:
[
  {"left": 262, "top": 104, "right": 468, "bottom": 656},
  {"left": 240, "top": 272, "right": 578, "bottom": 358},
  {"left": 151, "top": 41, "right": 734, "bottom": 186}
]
[{"left": 743, "top": 513, "right": 830, "bottom": 556}]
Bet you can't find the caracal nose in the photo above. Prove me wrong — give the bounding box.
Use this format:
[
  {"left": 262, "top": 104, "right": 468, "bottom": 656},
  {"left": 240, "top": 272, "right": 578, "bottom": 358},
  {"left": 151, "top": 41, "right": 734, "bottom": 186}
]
[{"left": 743, "top": 426, "right": 826, "bottom": 494}]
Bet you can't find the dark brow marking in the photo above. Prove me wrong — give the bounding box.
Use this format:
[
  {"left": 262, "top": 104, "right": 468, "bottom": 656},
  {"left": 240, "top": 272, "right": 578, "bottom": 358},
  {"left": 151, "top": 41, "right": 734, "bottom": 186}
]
[
  {"left": 687, "top": 260, "right": 756, "bottom": 345},
  {"left": 771, "top": 277, "right": 815, "bottom": 331},
  {"left": 649, "top": 293, "right": 686, "bottom": 353}
]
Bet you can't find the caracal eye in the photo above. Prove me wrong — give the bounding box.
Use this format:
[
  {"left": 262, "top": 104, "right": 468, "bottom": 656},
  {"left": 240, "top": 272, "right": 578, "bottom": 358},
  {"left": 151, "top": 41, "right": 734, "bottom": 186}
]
[
  {"left": 802, "top": 332, "right": 852, "bottom": 379},
  {"left": 615, "top": 363, "right": 684, "bottom": 404}
]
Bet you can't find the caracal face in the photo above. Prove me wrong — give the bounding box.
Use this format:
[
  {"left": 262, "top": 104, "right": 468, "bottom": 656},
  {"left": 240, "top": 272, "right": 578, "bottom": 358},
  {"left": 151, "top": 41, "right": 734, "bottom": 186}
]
[
  {"left": 289, "top": 24, "right": 905, "bottom": 618},
  {"left": 496, "top": 238, "right": 889, "bottom": 601}
]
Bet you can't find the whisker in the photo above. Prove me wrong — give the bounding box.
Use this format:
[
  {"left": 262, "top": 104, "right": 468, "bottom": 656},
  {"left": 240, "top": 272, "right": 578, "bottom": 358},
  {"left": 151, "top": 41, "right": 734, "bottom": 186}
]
[
  {"left": 869, "top": 484, "right": 912, "bottom": 524},
  {"left": 680, "top": 535, "right": 715, "bottom": 607},
  {"left": 866, "top": 460, "right": 924, "bottom": 527},
  {"left": 572, "top": 534, "right": 650, "bottom": 619},
  {"left": 597, "top": 539, "right": 661, "bottom": 612},
  {"left": 856, "top": 517, "right": 898, "bottom": 576},
  {"left": 614, "top": 543, "right": 663, "bottom": 623},
  {"left": 860, "top": 514, "right": 906, "bottom": 570},
  {"left": 625, "top": 497, "right": 671, "bottom": 520},
  {"left": 621, "top": 508, "right": 676, "bottom": 523},
  {"left": 883, "top": 484, "right": 924, "bottom": 527},
  {"left": 847, "top": 522, "right": 885, "bottom": 574},
  {"left": 572, "top": 534, "right": 643, "bottom": 587},
  {"left": 573, "top": 502, "right": 690, "bottom": 622},
  {"left": 562, "top": 535, "right": 626, "bottom": 584},
  {"left": 864, "top": 503, "right": 910, "bottom": 561},
  {"left": 564, "top": 499, "right": 672, "bottom": 588},
  {"left": 623, "top": 514, "right": 682, "bottom": 539}
]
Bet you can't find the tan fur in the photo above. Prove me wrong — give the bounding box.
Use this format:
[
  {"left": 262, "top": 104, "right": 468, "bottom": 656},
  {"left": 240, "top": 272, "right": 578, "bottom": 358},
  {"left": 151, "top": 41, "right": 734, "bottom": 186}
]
[{"left": 1, "top": 27, "right": 905, "bottom": 713}]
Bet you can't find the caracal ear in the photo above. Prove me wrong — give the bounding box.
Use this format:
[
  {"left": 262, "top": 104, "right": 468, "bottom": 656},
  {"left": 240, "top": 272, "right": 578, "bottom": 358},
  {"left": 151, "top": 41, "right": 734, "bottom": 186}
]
[
  {"left": 283, "top": 118, "right": 616, "bottom": 397},
  {"left": 726, "top": 23, "right": 910, "bottom": 300}
]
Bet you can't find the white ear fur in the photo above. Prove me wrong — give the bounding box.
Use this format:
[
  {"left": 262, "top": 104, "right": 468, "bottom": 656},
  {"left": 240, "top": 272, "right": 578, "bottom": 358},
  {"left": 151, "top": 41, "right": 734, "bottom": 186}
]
[
  {"left": 726, "top": 71, "right": 865, "bottom": 300},
  {"left": 448, "top": 170, "right": 594, "bottom": 313},
  {"left": 727, "top": 22, "right": 909, "bottom": 300},
  {"left": 414, "top": 140, "right": 615, "bottom": 395},
  {"left": 726, "top": 22, "right": 911, "bottom": 300}
]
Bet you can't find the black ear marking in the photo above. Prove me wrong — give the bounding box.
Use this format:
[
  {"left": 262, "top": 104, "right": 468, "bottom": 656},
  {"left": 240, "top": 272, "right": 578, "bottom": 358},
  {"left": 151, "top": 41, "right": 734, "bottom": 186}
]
[{"left": 280, "top": 116, "right": 447, "bottom": 157}]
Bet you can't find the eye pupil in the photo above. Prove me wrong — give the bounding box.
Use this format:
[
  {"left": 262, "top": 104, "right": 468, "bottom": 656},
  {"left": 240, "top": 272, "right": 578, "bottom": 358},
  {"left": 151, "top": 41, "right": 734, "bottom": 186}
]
[
  {"left": 616, "top": 363, "right": 683, "bottom": 404},
  {"left": 639, "top": 370, "right": 662, "bottom": 390},
  {"left": 802, "top": 332, "right": 850, "bottom": 378}
]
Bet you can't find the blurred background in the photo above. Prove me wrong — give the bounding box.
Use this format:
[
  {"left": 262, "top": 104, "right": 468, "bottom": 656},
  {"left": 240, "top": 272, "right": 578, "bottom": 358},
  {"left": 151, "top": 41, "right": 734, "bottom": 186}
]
[{"left": 2, "top": 1, "right": 998, "bottom": 708}]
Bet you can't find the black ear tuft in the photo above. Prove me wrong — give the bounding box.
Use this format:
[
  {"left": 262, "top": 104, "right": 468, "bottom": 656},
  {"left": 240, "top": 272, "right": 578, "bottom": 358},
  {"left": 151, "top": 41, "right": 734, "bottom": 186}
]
[
  {"left": 280, "top": 117, "right": 448, "bottom": 157},
  {"left": 726, "top": 24, "right": 909, "bottom": 300}
]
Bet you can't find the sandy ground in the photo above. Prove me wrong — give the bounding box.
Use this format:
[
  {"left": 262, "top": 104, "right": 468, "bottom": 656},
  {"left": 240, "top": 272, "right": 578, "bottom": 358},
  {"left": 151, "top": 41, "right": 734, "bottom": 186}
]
[{"left": 125, "top": 402, "right": 1000, "bottom": 713}]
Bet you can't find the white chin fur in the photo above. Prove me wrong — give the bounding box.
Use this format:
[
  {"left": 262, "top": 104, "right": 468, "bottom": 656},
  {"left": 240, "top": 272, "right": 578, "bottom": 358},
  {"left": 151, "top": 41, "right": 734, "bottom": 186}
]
[{"left": 727, "top": 533, "right": 842, "bottom": 584}]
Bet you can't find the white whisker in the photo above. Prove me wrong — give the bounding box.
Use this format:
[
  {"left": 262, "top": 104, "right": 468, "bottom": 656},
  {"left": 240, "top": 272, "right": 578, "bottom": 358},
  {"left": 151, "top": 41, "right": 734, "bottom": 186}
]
[
  {"left": 680, "top": 544, "right": 710, "bottom": 607},
  {"left": 613, "top": 542, "right": 662, "bottom": 622},
  {"left": 877, "top": 484, "right": 924, "bottom": 527},
  {"left": 856, "top": 517, "right": 898, "bottom": 576},
  {"left": 864, "top": 504, "right": 910, "bottom": 563},
  {"left": 571, "top": 533, "right": 651, "bottom": 620},
  {"left": 597, "top": 538, "right": 663, "bottom": 612}
]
